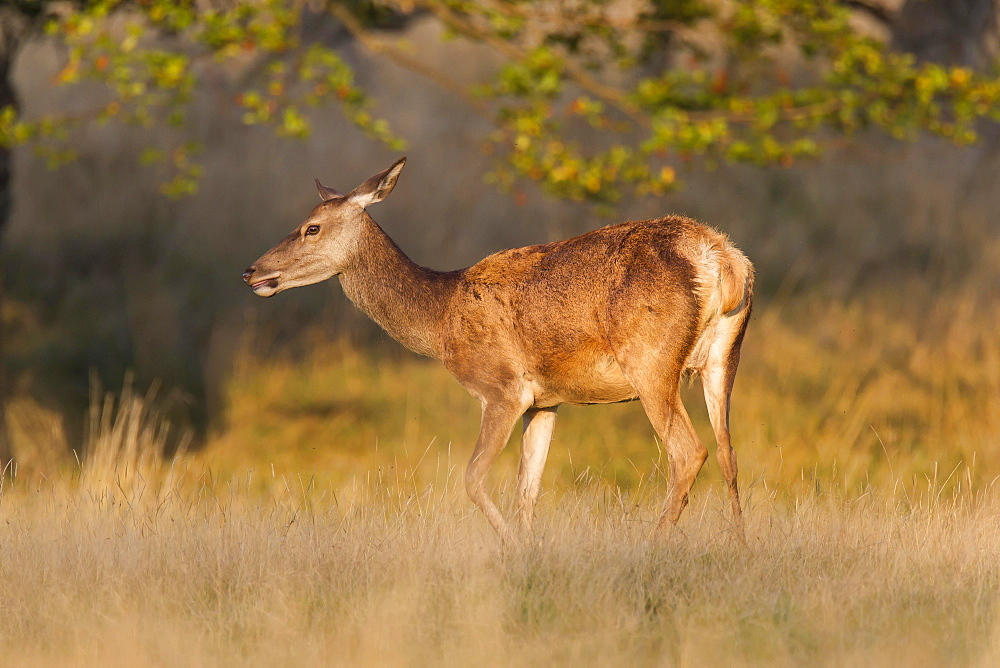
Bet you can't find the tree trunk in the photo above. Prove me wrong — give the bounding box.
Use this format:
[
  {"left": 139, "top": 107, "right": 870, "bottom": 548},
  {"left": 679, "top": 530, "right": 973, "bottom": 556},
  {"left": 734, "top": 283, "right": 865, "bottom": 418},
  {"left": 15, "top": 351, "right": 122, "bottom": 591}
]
[
  {"left": 0, "top": 63, "right": 15, "bottom": 468},
  {"left": 0, "top": 8, "right": 27, "bottom": 468},
  {"left": 892, "top": 0, "right": 999, "bottom": 68}
]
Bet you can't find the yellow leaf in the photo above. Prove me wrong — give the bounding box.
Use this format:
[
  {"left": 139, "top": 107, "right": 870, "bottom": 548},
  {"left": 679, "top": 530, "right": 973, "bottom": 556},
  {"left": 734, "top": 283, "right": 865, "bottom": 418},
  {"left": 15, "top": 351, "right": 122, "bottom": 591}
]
[{"left": 550, "top": 163, "right": 577, "bottom": 182}]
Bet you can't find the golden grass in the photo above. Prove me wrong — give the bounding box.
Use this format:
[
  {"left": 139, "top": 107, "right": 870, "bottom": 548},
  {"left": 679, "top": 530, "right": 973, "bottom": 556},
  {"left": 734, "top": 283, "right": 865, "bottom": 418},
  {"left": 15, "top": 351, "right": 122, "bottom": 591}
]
[{"left": 2, "top": 448, "right": 999, "bottom": 666}]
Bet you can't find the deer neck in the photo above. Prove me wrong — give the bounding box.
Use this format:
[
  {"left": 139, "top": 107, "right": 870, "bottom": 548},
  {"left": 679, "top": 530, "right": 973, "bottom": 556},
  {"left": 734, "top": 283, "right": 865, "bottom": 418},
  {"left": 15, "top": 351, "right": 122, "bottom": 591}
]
[{"left": 338, "top": 216, "right": 455, "bottom": 359}]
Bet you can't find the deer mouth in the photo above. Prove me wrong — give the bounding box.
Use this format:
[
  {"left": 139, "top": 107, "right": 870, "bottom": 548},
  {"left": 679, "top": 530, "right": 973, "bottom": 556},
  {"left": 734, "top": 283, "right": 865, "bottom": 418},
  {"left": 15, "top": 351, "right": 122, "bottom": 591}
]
[{"left": 249, "top": 274, "right": 281, "bottom": 296}]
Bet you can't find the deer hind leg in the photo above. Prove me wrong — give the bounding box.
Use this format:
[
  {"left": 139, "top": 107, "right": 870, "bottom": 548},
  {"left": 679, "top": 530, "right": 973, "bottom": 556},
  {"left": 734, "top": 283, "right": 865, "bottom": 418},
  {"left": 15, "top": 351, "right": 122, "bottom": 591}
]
[
  {"left": 517, "top": 407, "right": 557, "bottom": 534},
  {"left": 465, "top": 399, "right": 526, "bottom": 548},
  {"left": 702, "top": 363, "right": 745, "bottom": 544},
  {"left": 628, "top": 370, "right": 708, "bottom": 535},
  {"left": 653, "top": 397, "right": 708, "bottom": 534},
  {"left": 702, "top": 315, "right": 751, "bottom": 544}
]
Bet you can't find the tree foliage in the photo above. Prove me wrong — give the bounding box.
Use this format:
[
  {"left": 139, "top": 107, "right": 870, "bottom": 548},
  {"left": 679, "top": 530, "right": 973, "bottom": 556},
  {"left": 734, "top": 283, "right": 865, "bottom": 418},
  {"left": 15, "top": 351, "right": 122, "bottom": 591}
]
[{"left": 2, "top": 0, "right": 999, "bottom": 202}]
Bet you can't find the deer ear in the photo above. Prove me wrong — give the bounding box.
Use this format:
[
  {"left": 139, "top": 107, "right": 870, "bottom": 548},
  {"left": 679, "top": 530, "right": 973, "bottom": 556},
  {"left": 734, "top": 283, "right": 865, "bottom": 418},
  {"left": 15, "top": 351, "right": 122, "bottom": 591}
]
[
  {"left": 315, "top": 179, "right": 343, "bottom": 202},
  {"left": 347, "top": 157, "right": 406, "bottom": 209}
]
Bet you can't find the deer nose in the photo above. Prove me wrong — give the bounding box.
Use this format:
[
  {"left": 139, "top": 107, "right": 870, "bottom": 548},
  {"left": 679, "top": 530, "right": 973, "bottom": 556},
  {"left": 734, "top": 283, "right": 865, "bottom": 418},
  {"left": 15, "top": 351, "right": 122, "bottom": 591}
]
[{"left": 242, "top": 267, "right": 255, "bottom": 284}]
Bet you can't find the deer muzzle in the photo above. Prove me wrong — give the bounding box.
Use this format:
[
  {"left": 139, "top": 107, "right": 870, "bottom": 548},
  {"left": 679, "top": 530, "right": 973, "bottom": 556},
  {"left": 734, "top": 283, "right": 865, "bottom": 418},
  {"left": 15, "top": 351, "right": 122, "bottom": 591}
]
[{"left": 242, "top": 266, "right": 282, "bottom": 297}]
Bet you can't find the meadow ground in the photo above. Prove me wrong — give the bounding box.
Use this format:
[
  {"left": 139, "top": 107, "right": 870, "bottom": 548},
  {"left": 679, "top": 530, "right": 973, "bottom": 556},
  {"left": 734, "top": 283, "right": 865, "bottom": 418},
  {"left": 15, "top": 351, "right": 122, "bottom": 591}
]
[
  {"left": 2, "top": 455, "right": 999, "bottom": 666},
  {"left": 2, "top": 278, "right": 999, "bottom": 665}
]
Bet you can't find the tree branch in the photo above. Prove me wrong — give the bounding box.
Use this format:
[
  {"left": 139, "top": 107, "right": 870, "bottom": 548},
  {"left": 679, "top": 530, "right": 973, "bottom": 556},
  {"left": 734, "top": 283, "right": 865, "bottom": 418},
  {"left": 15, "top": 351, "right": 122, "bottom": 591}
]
[
  {"left": 840, "top": 0, "right": 897, "bottom": 25},
  {"left": 406, "top": 0, "right": 648, "bottom": 126},
  {"left": 327, "top": 2, "right": 493, "bottom": 121}
]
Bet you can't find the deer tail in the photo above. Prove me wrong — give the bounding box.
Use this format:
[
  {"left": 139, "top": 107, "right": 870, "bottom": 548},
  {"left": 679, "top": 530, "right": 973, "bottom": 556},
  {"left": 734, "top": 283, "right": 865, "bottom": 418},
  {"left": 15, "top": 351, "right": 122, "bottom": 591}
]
[{"left": 717, "top": 247, "right": 754, "bottom": 317}]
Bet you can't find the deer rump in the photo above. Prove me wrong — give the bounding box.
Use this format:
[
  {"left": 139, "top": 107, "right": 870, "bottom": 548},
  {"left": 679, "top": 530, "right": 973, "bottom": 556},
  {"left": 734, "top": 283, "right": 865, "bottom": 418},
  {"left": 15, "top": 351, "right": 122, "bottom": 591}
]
[{"left": 441, "top": 215, "right": 754, "bottom": 410}]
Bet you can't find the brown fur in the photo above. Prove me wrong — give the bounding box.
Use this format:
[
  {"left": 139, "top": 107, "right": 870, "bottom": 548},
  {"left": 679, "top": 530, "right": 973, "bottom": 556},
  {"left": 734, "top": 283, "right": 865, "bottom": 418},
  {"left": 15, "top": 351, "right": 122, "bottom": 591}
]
[{"left": 243, "top": 159, "right": 754, "bottom": 546}]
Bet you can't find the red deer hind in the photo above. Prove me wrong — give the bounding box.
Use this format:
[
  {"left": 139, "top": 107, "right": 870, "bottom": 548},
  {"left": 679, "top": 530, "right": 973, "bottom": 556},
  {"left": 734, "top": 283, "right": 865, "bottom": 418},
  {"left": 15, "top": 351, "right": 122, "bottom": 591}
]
[{"left": 243, "top": 158, "right": 754, "bottom": 546}]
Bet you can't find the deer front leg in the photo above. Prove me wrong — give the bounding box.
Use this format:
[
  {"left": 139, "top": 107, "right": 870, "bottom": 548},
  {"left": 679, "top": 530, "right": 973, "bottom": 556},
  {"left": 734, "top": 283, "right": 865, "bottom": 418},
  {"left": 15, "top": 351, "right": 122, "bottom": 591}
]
[
  {"left": 517, "top": 407, "right": 557, "bottom": 534},
  {"left": 465, "top": 399, "right": 526, "bottom": 547}
]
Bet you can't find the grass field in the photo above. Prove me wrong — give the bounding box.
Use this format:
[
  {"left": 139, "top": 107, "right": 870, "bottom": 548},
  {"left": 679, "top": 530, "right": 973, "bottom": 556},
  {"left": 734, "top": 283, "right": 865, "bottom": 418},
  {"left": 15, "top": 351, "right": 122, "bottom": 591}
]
[{"left": 2, "top": 449, "right": 999, "bottom": 666}]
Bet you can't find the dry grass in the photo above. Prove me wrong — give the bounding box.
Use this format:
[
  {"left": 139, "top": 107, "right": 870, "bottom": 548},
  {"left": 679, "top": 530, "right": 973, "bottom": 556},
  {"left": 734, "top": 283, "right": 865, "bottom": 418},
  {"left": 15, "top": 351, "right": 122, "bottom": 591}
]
[
  {"left": 2, "top": 443, "right": 999, "bottom": 666},
  {"left": 3, "top": 368, "right": 1000, "bottom": 665}
]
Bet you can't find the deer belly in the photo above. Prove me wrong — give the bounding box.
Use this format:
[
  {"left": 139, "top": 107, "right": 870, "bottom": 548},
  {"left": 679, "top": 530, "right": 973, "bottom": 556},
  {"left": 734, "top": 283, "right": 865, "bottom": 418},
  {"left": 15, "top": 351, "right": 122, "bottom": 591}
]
[{"left": 533, "top": 354, "right": 637, "bottom": 406}]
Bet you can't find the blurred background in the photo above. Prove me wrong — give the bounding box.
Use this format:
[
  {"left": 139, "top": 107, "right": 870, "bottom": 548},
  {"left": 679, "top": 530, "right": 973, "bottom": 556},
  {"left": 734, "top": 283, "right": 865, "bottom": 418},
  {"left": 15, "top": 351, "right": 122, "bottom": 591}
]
[{"left": 0, "top": 0, "right": 997, "bottom": 492}]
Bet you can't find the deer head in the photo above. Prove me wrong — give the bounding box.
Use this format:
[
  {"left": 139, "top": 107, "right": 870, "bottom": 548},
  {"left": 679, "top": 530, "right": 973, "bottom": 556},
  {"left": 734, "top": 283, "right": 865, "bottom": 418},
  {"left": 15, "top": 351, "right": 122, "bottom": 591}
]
[{"left": 242, "top": 157, "right": 407, "bottom": 297}]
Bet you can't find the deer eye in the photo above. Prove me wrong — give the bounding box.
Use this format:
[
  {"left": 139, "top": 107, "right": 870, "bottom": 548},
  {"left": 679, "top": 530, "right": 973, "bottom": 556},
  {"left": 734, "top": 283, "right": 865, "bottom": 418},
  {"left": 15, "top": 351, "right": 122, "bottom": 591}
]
[{"left": 305, "top": 225, "right": 321, "bottom": 236}]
